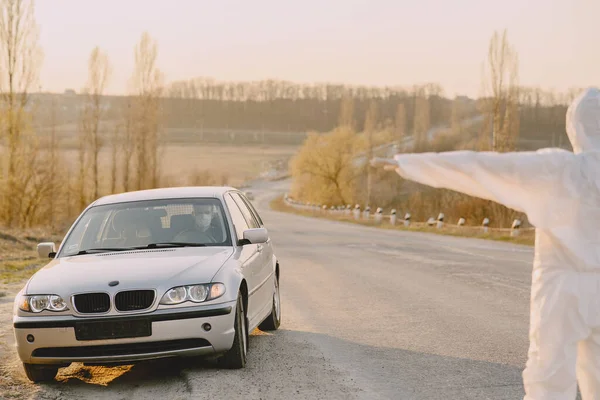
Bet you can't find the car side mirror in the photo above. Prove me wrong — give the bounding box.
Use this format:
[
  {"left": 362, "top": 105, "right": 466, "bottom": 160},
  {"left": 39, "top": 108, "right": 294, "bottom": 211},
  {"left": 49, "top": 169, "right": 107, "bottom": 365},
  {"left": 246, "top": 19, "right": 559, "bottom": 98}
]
[
  {"left": 37, "top": 242, "right": 56, "bottom": 259},
  {"left": 240, "top": 228, "right": 268, "bottom": 245}
]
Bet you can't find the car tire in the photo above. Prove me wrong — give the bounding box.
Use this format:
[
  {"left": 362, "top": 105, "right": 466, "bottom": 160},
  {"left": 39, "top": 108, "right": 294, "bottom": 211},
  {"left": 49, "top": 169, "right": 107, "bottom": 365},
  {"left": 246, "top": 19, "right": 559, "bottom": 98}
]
[
  {"left": 220, "top": 293, "right": 247, "bottom": 369},
  {"left": 23, "top": 363, "right": 59, "bottom": 383},
  {"left": 259, "top": 275, "right": 281, "bottom": 331}
]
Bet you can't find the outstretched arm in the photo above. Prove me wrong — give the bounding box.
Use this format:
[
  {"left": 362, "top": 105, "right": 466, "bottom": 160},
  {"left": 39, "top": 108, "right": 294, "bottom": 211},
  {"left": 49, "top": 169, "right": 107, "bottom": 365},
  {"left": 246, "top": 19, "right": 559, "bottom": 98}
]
[{"left": 371, "top": 149, "right": 575, "bottom": 213}]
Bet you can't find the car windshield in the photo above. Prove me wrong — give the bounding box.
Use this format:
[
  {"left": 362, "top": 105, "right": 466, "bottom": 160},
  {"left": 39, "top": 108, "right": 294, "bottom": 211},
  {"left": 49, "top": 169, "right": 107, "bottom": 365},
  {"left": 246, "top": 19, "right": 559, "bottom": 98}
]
[{"left": 58, "top": 198, "right": 232, "bottom": 257}]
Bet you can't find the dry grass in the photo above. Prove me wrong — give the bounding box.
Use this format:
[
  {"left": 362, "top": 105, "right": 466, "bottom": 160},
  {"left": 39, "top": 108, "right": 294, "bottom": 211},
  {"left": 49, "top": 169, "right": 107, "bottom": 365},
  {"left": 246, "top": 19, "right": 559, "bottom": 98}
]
[
  {"left": 270, "top": 196, "right": 535, "bottom": 246},
  {"left": 0, "top": 228, "right": 63, "bottom": 285},
  {"left": 54, "top": 143, "right": 296, "bottom": 190},
  {"left": 160, "top": 144, "right": 295, "bottom": 186},
  {"left": 0, "top": 260, "right": 42, "bottom": 284}
]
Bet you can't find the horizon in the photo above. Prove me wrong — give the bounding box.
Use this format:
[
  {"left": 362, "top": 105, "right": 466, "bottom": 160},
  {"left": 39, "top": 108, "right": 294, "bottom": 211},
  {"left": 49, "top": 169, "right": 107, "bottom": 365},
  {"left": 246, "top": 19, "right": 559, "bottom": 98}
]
[{"left": 28, "top": 83, "right": 582, "bottom": 102}]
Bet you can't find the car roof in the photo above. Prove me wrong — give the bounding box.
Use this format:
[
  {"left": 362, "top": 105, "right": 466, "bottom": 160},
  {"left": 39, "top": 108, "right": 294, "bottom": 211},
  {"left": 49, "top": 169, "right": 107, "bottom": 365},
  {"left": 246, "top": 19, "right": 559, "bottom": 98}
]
[{"left": 92, "top": 186, "right": 240, "bottom": 206}]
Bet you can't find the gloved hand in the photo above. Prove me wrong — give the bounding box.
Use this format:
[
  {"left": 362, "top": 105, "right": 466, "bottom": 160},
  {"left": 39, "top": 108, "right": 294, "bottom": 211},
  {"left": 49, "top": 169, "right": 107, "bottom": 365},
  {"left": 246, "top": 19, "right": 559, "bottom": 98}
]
[{"left": 370, "top": 157, "right": 399, "bottom": 171}]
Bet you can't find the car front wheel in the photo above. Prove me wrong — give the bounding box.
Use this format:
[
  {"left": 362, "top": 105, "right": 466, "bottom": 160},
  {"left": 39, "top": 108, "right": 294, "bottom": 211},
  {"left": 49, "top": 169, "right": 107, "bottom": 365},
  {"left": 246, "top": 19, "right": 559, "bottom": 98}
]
[
  {"left": 23, "top": 363, "right": 59, "bottom": 383},
  {"left": 219, "top": 292, "right": 247, "bottom": 369}
]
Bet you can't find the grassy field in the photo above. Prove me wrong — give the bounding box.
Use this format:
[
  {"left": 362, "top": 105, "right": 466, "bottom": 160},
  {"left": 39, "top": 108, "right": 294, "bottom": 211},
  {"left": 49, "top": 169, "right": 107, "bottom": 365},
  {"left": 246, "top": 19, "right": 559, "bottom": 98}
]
[
  {"left": 0, "top": 228, "right": 64, "bottom": 287},
  {"left": 54, "top": 143, "right": 296, "bottom": 189},
  {"left": 270, "top": 196, "right": 536, "bottom": 246},
  {"left": 30, "top": 120, "right": 302, "bottom": 190}
]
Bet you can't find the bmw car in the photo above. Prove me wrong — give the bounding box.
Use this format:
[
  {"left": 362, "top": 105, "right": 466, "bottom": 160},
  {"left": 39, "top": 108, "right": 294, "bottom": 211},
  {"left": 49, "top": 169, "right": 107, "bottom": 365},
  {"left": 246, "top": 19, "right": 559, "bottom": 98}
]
[{"left": 12, "top": 186, "right": 281, "bottom": 382}]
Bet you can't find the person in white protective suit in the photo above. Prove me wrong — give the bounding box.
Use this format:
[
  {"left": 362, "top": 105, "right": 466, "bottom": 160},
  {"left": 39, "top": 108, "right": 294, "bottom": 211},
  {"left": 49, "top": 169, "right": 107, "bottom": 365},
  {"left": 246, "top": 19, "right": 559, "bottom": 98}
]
[{"left": 371, "top": 87, "right": 600, "bottom": 400}]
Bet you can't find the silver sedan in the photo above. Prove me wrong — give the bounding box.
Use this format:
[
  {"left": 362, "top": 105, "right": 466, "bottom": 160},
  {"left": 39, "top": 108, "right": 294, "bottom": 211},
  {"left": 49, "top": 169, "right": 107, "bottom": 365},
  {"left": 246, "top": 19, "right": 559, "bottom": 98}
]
[{"left": 12, "top": 186, "right": 281, "bottom": 382}]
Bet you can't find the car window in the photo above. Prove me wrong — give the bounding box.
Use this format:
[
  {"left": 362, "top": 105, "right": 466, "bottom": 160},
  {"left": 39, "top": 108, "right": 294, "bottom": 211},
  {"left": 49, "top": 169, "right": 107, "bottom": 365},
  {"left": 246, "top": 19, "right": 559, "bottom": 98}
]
[
  {"left": 58, "top": 198, "right": 232, "bottom": 257},
  {"left": 231, "top": 193, "right": 259, "bottom": 229},
  {"left": 224, "top": 194, "right": 250, "bottom": 241},
  {"left": 235, "top": 193, "right": 264, "bottom": 226}
]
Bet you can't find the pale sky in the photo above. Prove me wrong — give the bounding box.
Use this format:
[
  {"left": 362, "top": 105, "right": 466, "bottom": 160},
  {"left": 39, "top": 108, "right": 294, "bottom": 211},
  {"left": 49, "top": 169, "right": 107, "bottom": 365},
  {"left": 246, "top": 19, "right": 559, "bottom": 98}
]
[{"left": 35, "top": 0, "right": 598, "bottom": 98}]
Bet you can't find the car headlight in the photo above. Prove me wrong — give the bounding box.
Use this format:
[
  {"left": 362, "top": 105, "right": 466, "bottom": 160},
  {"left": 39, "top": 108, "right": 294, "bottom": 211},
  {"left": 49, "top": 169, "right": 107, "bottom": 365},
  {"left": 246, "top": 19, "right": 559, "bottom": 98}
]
[
  {"left": 18, "top": 294, "right": 69, "bottom": 313},
  {"left": 160, "top": 283, "right": 226, "bottom": 305}
]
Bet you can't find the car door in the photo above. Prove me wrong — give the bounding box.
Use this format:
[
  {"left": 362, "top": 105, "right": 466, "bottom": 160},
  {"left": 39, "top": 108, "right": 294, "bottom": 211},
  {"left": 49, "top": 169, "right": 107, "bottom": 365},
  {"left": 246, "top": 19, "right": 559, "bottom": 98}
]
[
  {"left": 231, "top": 193, "right": 274, "bottom": 319},
  {"left": 223, "top": 193, "right": 264, "bottom": 324}
]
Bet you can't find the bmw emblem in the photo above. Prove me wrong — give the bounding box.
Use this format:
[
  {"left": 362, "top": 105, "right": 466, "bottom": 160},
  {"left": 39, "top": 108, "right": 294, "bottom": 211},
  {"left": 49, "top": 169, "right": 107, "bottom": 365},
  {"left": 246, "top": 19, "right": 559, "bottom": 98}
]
[{"left": 108, "top": 280, "right": 119, "bottom": 287}]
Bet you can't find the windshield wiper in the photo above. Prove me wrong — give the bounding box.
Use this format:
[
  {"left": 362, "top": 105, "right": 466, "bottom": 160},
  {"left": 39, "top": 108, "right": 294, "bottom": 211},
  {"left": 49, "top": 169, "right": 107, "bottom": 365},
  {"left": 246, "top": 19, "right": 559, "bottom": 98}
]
[
  {"left": 75, "top": 247, "right": 135, "bottom": 255},
  {"left": 138, "top": 242, "right": 208, "bottom": 249},
  {"left": 70, "top": 243, "right": 207, "bottom": 256}
]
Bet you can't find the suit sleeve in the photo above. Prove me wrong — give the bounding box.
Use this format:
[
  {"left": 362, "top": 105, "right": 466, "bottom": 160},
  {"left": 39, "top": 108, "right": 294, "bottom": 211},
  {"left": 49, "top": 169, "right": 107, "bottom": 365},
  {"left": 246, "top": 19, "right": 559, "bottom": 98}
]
[{"left": 390, "top": 149, "right": 575, "bottom": 214}]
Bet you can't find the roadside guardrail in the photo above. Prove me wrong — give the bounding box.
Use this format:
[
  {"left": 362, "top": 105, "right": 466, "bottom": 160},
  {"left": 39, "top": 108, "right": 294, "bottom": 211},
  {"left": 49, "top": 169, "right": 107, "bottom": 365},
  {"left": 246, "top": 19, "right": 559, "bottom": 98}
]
[{"left": 282, "top": 194, "right": 533, "bottom": 237}]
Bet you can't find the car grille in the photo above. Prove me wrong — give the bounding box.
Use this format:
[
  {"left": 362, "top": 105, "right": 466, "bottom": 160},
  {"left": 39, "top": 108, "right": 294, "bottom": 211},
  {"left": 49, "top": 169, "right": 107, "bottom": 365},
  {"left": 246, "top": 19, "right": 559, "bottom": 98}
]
[
  {"left": 114, "top": 290, "right": 155, "bottom": 312},
  {"left": 73, "top": 293, "right": 110, "bottom": 314}
]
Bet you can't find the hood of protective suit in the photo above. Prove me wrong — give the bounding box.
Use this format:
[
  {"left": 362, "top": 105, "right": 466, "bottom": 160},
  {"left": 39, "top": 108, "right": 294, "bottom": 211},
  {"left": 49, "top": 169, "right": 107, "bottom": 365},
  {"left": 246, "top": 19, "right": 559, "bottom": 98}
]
[{"left": 566, "top": 87, "right": 600, "bottom": 154}]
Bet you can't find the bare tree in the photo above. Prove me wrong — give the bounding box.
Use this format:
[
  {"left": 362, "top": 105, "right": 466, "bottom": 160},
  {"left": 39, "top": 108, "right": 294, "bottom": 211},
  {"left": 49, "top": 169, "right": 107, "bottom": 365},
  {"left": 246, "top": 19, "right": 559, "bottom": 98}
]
[
  {"left": 110, "top": 123, "right": 120, "bottom": 194},
  {"left": 364, "top": 100, "right": 378, "bottom": 207},
  {"left": 47, "top": 96, "right": 59, "bottom": 228},
  {"left": 338, "top": 95, "right": 355, "bottom": 131},
  {"left": 82, "top": 46, "right": 111, "bottom": 199},
  {"left": 483, "top": 29, "right": 520, "bottom": 152},
  {"left": 130, "top": 32, "right": 164, "bottom": 190},
  {"left": 0, "top": 0, "right": 42, "bottom": 226},
  {"left": 451, "top": 98, "right": 465, "bottom": 136},
  {"left": 413, "top": 94, "right": 430, "bottom": 151},
  {"left": 394, "top": 103, "right": 406, "bottom": 148},
  {"left": 77, "top": 110, "right": 89, "bottom": 210},
  {"left": 121, "top": 100, "right": 134, "bottom": 192}
]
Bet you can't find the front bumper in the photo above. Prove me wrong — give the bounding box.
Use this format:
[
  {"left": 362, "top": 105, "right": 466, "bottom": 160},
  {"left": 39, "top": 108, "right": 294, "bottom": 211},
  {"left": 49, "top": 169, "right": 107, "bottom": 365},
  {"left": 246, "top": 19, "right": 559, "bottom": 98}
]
[{"left": 13, "top": 301, "right": 237, "bottom": 365}]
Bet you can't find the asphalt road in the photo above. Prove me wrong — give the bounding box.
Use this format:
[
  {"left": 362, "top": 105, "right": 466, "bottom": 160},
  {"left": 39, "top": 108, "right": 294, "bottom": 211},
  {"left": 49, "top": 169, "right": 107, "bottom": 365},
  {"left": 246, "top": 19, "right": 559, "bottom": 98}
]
[
  {"left": 251, "top": 179, "right": 533, "bottom": 399},
  {"left": 1, "top": 179, "right": 534, "bottom": 399}
]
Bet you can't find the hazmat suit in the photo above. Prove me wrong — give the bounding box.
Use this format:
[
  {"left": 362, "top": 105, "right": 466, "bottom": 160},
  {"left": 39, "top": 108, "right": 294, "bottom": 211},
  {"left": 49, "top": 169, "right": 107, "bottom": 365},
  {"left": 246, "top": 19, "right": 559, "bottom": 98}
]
[{"left": 371, "top": 87, "right": 600, "bottom": 400}]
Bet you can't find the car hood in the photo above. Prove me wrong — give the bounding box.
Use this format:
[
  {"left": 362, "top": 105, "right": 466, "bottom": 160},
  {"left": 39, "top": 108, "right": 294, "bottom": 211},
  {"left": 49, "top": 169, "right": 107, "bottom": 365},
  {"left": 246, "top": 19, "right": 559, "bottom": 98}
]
[{"left": 26, "top": 247, "right": 234, "bottom": 295}]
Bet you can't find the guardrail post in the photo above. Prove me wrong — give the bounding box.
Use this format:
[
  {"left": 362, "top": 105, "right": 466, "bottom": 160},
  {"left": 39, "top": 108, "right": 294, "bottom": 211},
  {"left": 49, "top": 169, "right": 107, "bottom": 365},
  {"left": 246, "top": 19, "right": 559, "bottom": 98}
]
[
  {"left": 457, "top": 217, "right": 465, "bottom": 227},
  {"left": 353, "top": 204, "right": 361, "bottom": 220},
  {"left": 363, "top": 206, "right": 371, "bottom": 220},
  {"left": 404, "top": 212, "right": 411, "bottom": 227},
  {"left": 375, "top": 207, "right": 383, "bottom": 224},
  {"left": 437, "top": 213, "right": 444, "bottom": 229},
  {"left": 482, "top": 218, "right": 490, "bottom": 234},
  {"left": 511, "top": 219, "right": 521, "bottom": 237},
  {"left": 427, "top": 217, "right": 436, "bottom": 227},
  {"left": 390, "top": 209, "right": 397, "bottom": 225}
]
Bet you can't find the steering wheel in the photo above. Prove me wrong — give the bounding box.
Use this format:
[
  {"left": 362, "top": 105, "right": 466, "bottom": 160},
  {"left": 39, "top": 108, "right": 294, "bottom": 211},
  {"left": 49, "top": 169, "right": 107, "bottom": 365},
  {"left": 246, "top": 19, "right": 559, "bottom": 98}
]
[{"left": 172, "top": 229, "right": 216, "bottom": 244}]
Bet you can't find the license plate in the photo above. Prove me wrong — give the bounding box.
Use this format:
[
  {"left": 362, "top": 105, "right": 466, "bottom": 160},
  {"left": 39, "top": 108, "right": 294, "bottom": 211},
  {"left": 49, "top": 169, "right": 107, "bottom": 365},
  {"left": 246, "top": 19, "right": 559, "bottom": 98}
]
[{"left": 75, "top": 319, "right": 152, "bottom": 341}]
